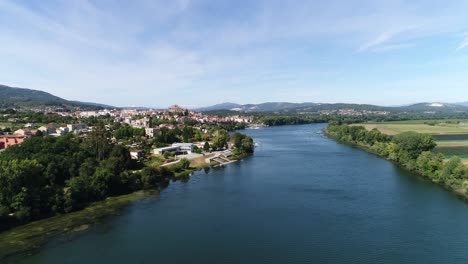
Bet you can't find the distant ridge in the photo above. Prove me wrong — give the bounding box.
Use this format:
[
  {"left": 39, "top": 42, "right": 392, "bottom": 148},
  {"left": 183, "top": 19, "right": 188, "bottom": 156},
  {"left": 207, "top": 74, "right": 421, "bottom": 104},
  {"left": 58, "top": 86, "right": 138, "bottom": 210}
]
[
  {"left": 198, "top": 101, "right": 468, "bottom": 114},
  {"left": 2, "top": 83, "right": 467, "bottom": 114},
  {"left": 195, "top": 102, "right": 241, "bottom": 111},
  {"left": 455, "top": 102, "right": 468, "bottom": 107},
  {"left": 0, "top": 84, "right": 113, "bottom": 110}
]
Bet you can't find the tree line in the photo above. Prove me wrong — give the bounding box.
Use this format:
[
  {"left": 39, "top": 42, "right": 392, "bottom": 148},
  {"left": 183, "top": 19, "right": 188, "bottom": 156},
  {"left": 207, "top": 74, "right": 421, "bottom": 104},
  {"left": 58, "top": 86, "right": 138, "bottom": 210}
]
[
  {"left": 326, "top": 122, "right": 468, "bottom": 192},
  {"left": 0, "top": 125, "right": 173, "bottom": 231}
]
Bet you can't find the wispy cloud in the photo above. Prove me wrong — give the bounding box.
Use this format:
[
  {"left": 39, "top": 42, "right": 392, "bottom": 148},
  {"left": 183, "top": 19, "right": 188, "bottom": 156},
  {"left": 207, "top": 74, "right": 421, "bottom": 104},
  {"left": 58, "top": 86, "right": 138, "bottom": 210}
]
[
  {"left": 357, "top": 23, "right": 424, "bottom": 52},
  {"left": 456, "top": 36, "right": 468, "bottom": 51},
  {"left": 359, "top": 31, "right": 397, "bottom": 51},
  {"left": 372, "top": 43, "right": 416, "bottom": 52}
]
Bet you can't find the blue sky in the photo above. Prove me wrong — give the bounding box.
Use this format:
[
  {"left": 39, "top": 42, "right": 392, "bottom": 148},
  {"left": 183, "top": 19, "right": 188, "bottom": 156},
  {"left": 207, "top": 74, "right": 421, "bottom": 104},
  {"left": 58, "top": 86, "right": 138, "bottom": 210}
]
[{"left": 1, "top": 0, "right": 467, "bottom": 108}]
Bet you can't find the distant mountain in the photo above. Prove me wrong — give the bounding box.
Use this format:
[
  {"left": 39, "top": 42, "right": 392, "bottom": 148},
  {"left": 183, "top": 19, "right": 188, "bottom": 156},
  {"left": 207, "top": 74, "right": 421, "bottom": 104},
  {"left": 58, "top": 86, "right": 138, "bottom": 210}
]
[
  {"left": 402, "top": 102, "right": 468, "bottom": 112},
  {"left": 72, "top": 101, "right": 116, "bottom": 109},
  {"left": 454, "top": 102, "right": 468, "bottom": 107},
  {"left": 197, "top": 102, "right": 319, "bottom": 112},
  {"left": 198, "top": 101, "right": 468, "bottom": 114},
  {"left": 199, "top": 102, "right": 382, "bottom": 113},
  {"left": 0, "top": 84, "right": 111, "bottom": 110},
  {"left": 235, "top": 102, "right": 318, "bottom": 112},
  {"left": 195, "top": 102, "right": 241, "bottom": 111}
]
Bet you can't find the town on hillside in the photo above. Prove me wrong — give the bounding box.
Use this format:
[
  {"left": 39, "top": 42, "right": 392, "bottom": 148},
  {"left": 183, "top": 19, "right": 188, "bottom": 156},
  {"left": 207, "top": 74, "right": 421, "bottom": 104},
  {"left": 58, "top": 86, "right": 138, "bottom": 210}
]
[{"left": 0, "top": 105, "right": 254, "bottom": 166}]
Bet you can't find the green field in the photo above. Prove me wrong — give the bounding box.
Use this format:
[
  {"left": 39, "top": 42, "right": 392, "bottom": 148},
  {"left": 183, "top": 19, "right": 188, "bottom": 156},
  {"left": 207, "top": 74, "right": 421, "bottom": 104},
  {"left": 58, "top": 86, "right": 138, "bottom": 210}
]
[
  {"left": 434, "top": 146, "right": 468, "bottom": 156},
  {"left": 356, "top": 121, "right": 468, "bottom": 161},
  {"left": 0, "top": 122, "right": 27, "bottom": 131},
  {"left": 435, "top": 141, "right": 468, "bottom": 147},
  {"left": 0, "top": 123, "right": 11, "bottom": 129},
  {"left": 364, "top": 119, "right": 468, "bottom": 124},
  {"left": 358, "top": 121, "right": 468, "bottom": 135}
]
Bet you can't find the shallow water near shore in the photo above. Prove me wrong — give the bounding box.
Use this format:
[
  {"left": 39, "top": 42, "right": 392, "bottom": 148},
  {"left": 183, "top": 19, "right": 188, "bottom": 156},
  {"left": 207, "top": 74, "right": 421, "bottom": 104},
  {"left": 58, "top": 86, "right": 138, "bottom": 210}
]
[{"left": 6, "top": 124, "right": 468, "bottom": 264}]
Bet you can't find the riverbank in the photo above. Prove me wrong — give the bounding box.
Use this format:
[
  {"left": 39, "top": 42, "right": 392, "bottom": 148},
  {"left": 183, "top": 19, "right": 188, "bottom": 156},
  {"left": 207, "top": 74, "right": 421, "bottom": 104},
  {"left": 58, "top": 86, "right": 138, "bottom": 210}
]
[
  {"left": 0, "top": 190, "right": 157, "bottom": 260},
  {"left": 324, "top": 126, "right": 468, "bottom": 202},
  {"left": 0, "top": 152, "right": 252, "bottom": 261}
]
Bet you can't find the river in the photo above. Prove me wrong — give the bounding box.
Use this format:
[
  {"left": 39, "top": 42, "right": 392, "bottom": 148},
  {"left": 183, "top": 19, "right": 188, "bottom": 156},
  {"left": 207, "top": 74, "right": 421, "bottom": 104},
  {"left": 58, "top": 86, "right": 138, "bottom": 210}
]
[{"left": 8, "top": 124, "right": 468, "bottom": 263}]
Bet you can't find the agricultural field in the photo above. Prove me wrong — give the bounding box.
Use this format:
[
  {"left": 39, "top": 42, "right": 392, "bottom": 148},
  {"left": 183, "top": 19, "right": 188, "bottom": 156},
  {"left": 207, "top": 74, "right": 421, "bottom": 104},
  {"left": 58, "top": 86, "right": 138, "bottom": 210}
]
[
  {"left": 434, "top": 146, "right": 468, "bottom": 157},
  {"left": 435, "top": 140, "right": 468, "bottom": 147},
  {"left": 357, "top": 120, "right": 468, "bottom": 136},
  {"left": 356, "top": 120, "right": 468, "bottom": 161}
]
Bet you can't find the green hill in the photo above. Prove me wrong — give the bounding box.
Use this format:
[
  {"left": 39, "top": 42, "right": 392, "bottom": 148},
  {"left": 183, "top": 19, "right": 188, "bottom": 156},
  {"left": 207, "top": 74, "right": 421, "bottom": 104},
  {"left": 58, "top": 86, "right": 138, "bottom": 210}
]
[{"left": 0, "top": 84, "right": 108, "bottom": 110}]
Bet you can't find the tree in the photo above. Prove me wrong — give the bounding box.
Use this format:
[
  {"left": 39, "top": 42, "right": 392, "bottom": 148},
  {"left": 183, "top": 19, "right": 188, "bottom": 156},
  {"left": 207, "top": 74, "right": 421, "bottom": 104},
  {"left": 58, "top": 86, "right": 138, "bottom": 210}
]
[
  {"left": 35, "top": 130, "right": 44, "bottom": 137},
  {"left": 203, "top": 141, "right": 210, "bottom": 152},
  {"left": 178, "top": 158, "right": 190, "bottom": 171},
  {"left": 440, "top": 157, "right": 465, "bottom": 181},
  {"left": 156, "top": 127, "right": 181, "bottom": 144},
  {"left": 416, "top": 151, "right": 443, "bottom": 179},
  {"left": 392, "top": 132, "right": 436, "bottom": 159},
  {"left": 212, "top": 129, "right": 229, "bottom": 150},
  {"left": 86, "top": 124, "right": 111, "bottom": 161},
  {"left": 0, "top": 159, "right": 44, "bottom": 222},
  {"left": 232, "top": 132, "right": 245, "bottom": 148},
  {"left": 182, "top": 126, "right": 194, "bottom": 143},
  {"left": 65, "top": 176, "right": 93, "bottom": 211},
  {"left": 241, "top": 137, "right": 254, "bottom": 154}
]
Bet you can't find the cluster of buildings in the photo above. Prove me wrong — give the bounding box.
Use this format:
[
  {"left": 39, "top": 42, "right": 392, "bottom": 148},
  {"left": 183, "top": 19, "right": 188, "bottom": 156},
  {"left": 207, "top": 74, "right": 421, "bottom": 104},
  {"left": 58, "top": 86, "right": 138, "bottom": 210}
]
[
  {"left": 317, "top": 109, "right": 390, "bottom": 116},
  {"left": 1, "top": 105, "right": 253, "bottom": 152},
  {"left": 52, "top": 105, "right": 253, "bottom": 126},
  {"left": 0, "top": 123, "right": 88, "bottom": 151}
]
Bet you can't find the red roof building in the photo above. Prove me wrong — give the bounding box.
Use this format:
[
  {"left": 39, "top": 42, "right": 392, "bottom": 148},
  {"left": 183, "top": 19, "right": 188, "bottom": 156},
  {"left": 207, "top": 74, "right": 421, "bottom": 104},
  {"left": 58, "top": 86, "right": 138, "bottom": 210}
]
[{"left": 0, "top": 135, "right": 27, "bottom": 150}]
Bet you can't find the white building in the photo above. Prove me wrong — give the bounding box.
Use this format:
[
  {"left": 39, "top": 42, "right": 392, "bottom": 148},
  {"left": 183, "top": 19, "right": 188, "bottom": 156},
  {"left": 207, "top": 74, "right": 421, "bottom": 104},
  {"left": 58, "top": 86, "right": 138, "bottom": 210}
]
[
  {"left": 38, "top": 123, "right": 57, "bottom": 135},
  {"left": 145, "top": 127, "right": 158, "bottom": 138},
  {"left": 57, "top": 127, "right": 69, "bottom": 135},
  {"left": 130, "top": 150, "right": 144, "bottom": 160},
  {"left": 153, "top": 143, "right": 193, "bottom": 155},
  {"left": 131, "top": 117, "right": 150, "bottom": 128},
  {"left": 13, "top": 128, "right": 33, "bottom": 137},
  {"left": 67, "top": 124, "right": 88, "bottom": 133}
]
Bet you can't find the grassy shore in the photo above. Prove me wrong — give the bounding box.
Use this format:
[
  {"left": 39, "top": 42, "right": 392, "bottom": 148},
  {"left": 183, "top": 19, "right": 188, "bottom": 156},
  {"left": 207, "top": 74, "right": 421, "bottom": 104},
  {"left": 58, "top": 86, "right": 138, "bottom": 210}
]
[{"left": 0, "top": 190, "right": 157, "bottom": 260}]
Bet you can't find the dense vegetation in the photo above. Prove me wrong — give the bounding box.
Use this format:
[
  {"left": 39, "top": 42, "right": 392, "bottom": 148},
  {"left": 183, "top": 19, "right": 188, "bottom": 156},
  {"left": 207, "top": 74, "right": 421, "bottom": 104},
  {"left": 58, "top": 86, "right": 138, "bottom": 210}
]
[
  {"left": 0, "top": 126, "right": 170, "bottom": 231},
  {"left": 231, "top": 132, "right": 255, "bottom": 156},
  {"left": 114, "top": 124, "right": 145, "bottom": 139},
  {"left": 257, "top": 115, "right": 329, "bottom": 126},
  {"left": 327, "top": 122, "right": 468, "bottom": 193}
]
